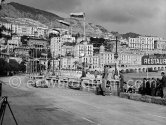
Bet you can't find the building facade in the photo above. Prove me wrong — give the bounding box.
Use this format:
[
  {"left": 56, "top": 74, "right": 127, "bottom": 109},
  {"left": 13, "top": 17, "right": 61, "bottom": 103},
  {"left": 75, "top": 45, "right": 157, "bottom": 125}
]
[
  {"left": 74, "top": 42, "right": 93, "bottom": 57},
  {"left": 0, "top": 17, "right": 48, "bottom": 37},
  {"left": 128, "top": 36, "right": 164, "bottom": 51},
  {"left": 98, "top": 45, "right": 143, "bottom": 69},
  {"left": 27, "top": 37, "right": 48, "bottom": 50}
]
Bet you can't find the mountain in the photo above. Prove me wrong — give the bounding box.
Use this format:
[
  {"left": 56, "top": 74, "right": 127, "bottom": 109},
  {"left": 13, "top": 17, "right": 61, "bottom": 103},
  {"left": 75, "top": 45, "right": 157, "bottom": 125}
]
[
  {"left": 0, "top": 2, "right": 112, "bottom": 37},
  {"left": 121, "top": 32, "right": 140, "bottom": 39}
]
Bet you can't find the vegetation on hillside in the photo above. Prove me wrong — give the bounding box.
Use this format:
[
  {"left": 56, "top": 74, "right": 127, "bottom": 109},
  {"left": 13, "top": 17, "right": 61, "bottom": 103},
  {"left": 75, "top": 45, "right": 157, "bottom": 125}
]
[{"left": 121, "top": 32, "right": 140, "bottom": 39}]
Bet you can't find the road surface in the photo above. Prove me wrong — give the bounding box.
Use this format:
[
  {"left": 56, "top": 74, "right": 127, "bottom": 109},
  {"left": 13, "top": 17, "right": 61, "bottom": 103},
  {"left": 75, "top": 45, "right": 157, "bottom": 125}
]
[{"left": 0, "top": 75, "right": 166, "bottom": 125}]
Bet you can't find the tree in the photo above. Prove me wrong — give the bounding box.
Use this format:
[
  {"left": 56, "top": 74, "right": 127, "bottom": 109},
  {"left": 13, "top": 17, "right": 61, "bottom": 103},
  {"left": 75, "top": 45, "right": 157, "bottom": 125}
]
[
  {"left": 19, "top": 61, "right": 26, "bottom": 73},
  {"left": 9, "top": 59, "right": 20, "bottom": 72},
  {"left": 0, "top": 25, "right": 12, "bottom": 39},
  {"left": 49, "top": 33, "right": 60, "bottom": 39},
  {"left": 0, "top": 58, "right": 9, "bottom": 76}
]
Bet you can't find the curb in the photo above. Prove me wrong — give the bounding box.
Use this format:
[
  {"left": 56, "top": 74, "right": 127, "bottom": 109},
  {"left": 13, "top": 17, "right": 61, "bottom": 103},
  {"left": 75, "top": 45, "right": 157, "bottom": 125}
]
[{"left": 120, "top": 92, "right": 166, "bottom": 106}]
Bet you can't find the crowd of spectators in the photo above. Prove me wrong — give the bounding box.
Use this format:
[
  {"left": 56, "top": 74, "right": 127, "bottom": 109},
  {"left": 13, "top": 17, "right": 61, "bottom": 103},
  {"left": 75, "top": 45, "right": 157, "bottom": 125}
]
[{"left": 123, "top": 72, "right": 166, "bottom": 98}]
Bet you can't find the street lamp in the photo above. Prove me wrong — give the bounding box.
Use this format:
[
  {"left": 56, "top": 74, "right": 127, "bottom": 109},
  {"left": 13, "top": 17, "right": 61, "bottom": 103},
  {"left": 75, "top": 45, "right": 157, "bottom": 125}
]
[
  {"left": 52, "top": 51, "right": 55, "bottom": 75},
  {"left": 114, "top": 36, "right": 119, "bottom": 76},
  {"left": 80, "top": 53, "right": 86, "bottom": 78}
]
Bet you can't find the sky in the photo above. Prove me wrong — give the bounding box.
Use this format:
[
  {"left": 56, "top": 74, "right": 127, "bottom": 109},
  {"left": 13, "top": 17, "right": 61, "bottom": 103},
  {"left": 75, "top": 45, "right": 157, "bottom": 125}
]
[{"left": 6, "top": 0, "right": 166, "bottom": 37}]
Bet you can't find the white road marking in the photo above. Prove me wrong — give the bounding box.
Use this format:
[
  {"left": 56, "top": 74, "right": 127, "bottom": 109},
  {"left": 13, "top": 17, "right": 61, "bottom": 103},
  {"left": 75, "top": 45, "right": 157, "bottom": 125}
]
[
  {"left": 82, "top": 117, "right": 95, "bottom": 124},
  {"left": 147, "top": 114, "right": 166, "bottom": 119}
]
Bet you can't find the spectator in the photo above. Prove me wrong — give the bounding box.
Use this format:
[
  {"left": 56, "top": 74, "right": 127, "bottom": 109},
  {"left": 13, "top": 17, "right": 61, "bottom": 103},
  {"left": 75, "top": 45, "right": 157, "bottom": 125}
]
[
  {"left": 81, "top": 67, "right": 86, "bottom": 78},
  {"left": 123, "top": 82, "right": 127, "bottom": 92},
  {"left": 160, "top": 72, "right": 166, "bottom": 98},
  {"left": 155, "top": 78, "right": 163, "bottom": 97},
  {"left": 127, "top": 85, "right": 133, "bottom": 93},
  {"left": 140, "top": 78, "right": 147, "bottom": 95},
  {"left": 119, "top": 71, "right": 124, "bottom": 92},
  {"left": 145, "top": 80, "right": 151, "bottom": 95},
  {"left": 101, "top": 65, "right": 109, "bottom": 96},
  {"left": 151, "top": 78, "right": 156, "bottom": 96}
]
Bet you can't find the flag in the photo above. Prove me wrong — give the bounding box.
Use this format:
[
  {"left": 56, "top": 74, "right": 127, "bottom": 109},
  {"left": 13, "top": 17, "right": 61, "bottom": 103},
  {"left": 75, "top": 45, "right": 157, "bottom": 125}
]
[
  {"left": 58, "top": 20, "right": 70, "bottom": 27},
  {"left": 70, "top": 12, "right": 85, "bottom": 18}
]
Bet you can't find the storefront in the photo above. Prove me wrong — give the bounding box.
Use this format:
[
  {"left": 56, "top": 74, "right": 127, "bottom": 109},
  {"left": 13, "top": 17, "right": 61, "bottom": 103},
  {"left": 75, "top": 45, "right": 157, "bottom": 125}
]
[{"left": 142, "top": 54, "right": 166, "bottom": 65}]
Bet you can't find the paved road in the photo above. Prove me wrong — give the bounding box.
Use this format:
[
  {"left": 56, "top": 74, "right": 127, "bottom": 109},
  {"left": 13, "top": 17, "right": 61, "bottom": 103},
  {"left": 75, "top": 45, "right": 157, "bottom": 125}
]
[{"left": 0, "top": 76, "right": 166, "bottom": 125}]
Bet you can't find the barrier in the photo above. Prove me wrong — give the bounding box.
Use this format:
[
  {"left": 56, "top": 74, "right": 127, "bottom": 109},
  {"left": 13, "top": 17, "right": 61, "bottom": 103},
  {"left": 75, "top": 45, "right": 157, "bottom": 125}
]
[
  {"left": 81, "top": 78, "right": 102, "bottom": 92},
  {"left": 29, "top": 75, "right": 121, "bottom": 96},
  {"left": 109, "top": 80, "right": 120, "bottom": 96},
  {"left": 58, "top": 77, "right": 69, "bottom": 89}
]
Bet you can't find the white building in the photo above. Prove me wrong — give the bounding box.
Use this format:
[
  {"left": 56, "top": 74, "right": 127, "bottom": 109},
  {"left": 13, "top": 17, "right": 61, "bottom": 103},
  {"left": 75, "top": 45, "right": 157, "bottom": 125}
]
[
  {"left": 128, "top": 36, "right": 163, "bottom": 51},
  {"left": 0, "top": 17, "right": 48, "bottom": 37},
  {"left": 8, "top": 35, "right": 21, "bottom": 50},
  {"left": 62, "top": 34, "right": 75, "bottom": 43},
  {"left": 119, "top": 52, "right": 142, "bottom": 66},
  {"left": 74, "top": 41, "right": 93, "bottom": 57},
  {"left": 61, "top": 45, "right": 74, "bottom": 57},
  {"left": 50, "top": 37, "right": 63, "bottom": 57},
  {"left": 50, "top": 33, "right": 76, "bottom": 57},
  {"left": 99, "top": 45, "right": 143, "bottom": 69},
  {"left": 79, "top": 55, "right": 100, "bottom": 70},
  {"left": 99, "top": 45, "right": 115, "bottom": 68},
  {"left": 61, "top": 57, "right": 78, "bottom": 70}
]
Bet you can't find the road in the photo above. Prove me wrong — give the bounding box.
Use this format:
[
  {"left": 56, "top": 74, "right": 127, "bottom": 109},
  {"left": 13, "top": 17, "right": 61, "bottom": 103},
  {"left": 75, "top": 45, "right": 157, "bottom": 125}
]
[{"left": 0, "top": 75, "right": 166, "bottom": 125}]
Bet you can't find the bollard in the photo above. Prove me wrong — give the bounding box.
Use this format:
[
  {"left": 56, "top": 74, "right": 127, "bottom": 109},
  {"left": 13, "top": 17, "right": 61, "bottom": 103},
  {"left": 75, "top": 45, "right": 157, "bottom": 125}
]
[{"left": 111, "top": 80, "right": 120, "bottom": 96}]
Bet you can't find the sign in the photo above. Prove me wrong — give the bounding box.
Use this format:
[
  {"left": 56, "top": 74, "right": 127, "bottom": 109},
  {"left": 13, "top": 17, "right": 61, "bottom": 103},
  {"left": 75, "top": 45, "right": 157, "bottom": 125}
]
[{"left": 142, "top": 54, "right": 166, "bottom": 65}]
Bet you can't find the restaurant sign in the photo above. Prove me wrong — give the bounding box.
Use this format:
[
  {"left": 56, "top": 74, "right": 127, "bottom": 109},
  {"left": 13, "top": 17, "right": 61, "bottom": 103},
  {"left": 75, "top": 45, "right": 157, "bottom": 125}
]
[{"left": 142, "top": 54, "right": 166, "bottom": 65}]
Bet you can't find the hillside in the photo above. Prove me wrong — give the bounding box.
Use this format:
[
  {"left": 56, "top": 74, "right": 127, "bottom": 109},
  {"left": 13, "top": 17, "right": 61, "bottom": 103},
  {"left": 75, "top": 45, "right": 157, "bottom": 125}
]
[
  {"left": 121, "top": 32, "right": 140, "bottom": 39},
  {"left": 0, "top": 2, "right": 112, "bottom": 37}
]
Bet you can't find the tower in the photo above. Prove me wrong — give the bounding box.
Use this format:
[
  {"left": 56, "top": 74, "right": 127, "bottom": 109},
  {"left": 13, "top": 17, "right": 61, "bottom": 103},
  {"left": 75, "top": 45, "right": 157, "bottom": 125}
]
[{"left": 99, "top": 44, "right": 105, "bottom": 54}]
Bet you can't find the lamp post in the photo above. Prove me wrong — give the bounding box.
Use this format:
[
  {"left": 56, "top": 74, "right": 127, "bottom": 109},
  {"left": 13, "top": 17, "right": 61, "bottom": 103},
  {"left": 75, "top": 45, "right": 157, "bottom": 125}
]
[
  {"left": 114, "top": 36, "right": 119, "bottom": 76},
  {"left": 52, "top": 51, "right": 55, "bottom": 75},
  {"left": 80, "top": 53, "right": 86, "bottom": 78}
]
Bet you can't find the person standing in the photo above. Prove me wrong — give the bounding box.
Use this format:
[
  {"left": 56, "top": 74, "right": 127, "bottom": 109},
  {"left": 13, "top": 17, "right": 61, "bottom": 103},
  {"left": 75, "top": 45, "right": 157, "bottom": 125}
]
[
  {"left": 101, "top": 65, "right": 109, "bottom": 96},
  {"left": 151, "top": 78, "right": 156, "bottom": 96},
  {"left": 119, "top": 71, "right": 124, "bottom": 92},
  {"left": 81, "top": 67, "right": 86, "bottom": 78},
  {"left": 161, "top": 72, "right": 166, "bottom": 98}
]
